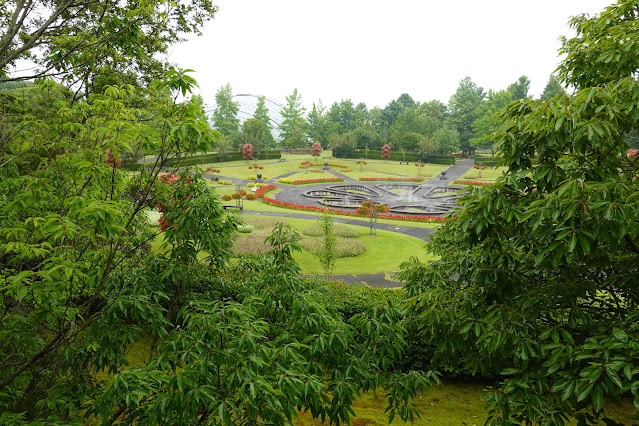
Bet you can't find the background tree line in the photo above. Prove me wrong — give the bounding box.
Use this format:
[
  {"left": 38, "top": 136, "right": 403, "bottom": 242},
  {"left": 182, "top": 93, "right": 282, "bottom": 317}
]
[{"left": 208, "top": 72, "right": 597, "bottom": 158}]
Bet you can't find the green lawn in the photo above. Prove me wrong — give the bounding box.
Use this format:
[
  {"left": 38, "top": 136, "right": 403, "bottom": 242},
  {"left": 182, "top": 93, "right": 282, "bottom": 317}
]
[
  {"left": 284, "top": 217, "right": 432, "bottom": 275},
  {"left": 149, "top": 214, "right": 432, "bottom": 275},
  {"left": 199, "top": 153, "right": 335, "bottom": 180},
  {"left": 197, "top": 155, "right": 450, "bottom": 181},
  {"left": 459, "top": 166, "right": 508, "bottom": 181},
  {"left": 331, "top": 159, "right": 448, "bottom": 179}
]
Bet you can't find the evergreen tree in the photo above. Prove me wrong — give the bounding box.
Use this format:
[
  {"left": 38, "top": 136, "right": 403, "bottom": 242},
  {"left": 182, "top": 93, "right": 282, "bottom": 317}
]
[
  {"left": 507, "top": 75, "right": 532, "bottom": 100},
  {"left": 540, "top": 74, "right": 566, "bottom": 100},
  {"left": 279, "top": 88, "right": 308, "bottom": 148},
  {"left": 253, "top": 95, "right": 275, "bottom": 147}
]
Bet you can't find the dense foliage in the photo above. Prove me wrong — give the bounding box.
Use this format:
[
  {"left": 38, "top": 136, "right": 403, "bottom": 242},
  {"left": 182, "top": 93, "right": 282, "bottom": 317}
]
[
  {"left": 400, "top": 1, "right": 639, "bottom": 424},
  {"left": 0, "top": 2, "right": 441, "bottom": 423}
]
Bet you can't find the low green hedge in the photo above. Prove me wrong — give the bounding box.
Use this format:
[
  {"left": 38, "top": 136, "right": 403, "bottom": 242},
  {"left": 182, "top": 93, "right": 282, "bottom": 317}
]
[
  {"left": 164, "top": 150, "right": 281, "bottom": 167},
  {"left": 120, "top": 162, "right": 146, "bottom": 171},
  {"left": 474, "top": 156, "right": 501, "bottom": 167},
  {"left": 338, "top": 150, "right": 455, "bottom": 165}
]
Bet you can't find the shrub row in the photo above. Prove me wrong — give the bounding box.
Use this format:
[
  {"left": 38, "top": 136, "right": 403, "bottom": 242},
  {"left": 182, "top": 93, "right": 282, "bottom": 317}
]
[
  {"left": 474, "top": 156, "right": 501, "bottom": 167},
  {"left": 336, "top": 150, "right": 455, "bottom": 165},
  {"left": 164, "top": 150, "right": 281, "bottom": 167}
]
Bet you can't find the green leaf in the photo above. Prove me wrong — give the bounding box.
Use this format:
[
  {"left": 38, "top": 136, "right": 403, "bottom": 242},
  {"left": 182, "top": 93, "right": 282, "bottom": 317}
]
[
  {"left": 612, "top": 328, "right": 628, "bottom": 343},
  {"left": 577, "top": 383, "right": 594, "bottom": 402},
  {"left": 592, "top": 384, "right": 604, "bottom": 412}
]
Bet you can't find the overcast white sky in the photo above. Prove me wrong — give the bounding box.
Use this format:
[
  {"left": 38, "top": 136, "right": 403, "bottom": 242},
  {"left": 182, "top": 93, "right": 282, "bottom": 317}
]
[{"left": 168, "top": 0, "right": 613, "bottom": 111}]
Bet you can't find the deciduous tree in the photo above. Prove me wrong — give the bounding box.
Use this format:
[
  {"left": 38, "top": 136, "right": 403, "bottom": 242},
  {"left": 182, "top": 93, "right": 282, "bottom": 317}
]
[
  {"left": 402, "top": 2, "right": 639, "bottom": 423},
  {"left": 447, "top": 77, "right": 485, "bottom": 155}
]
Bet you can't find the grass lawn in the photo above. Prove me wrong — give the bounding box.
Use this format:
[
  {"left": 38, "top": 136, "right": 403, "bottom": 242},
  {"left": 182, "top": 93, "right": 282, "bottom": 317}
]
[
  {"left": 199, "top": 154, "right": 334, "bottom": 180},
  {"left": 149, "top": 214, "right": 432, "bottom": 275},
  {"left": 284, "top": 218, "right": 432, "bottom": 275},
  {"left": 197, "top": 155, "right": 450, "bottom": 181},
  {"left": 459, "top": 166, "right": 508, "bottom": 181},
  {"left": 333, "top": 159, "right": 447, "bottom": 179}
]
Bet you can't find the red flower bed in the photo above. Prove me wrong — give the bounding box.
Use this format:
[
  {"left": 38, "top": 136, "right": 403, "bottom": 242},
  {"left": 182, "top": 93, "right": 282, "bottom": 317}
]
[
  {"left": 290, "top": 177, "right": 344, "bottom": 185},
  {"left": 255, "top": 184, "right": 277, "bottom": 199},
  {"left": 452, "top": 180, "right": 494, "bottom": 186},
  {"left": 359, "top": 177, "right": 424, "bottom": 182},
  {"left": 260, "top": 195, "right": 448, "bottom": 223}
]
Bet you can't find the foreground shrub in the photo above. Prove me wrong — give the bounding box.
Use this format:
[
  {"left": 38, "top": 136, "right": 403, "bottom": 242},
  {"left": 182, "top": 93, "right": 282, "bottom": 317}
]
[{"left": 323, "top": 280, "right": 404, "bottom": 319}]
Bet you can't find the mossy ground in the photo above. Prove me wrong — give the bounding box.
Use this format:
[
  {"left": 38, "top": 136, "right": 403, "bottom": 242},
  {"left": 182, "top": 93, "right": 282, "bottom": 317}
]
[{"left": 293, "top": 380, "right": 636, "bottom": 425}]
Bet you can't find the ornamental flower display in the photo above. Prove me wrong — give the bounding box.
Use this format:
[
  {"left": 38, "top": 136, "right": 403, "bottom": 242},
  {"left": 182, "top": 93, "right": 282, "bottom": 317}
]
[
  {"left": 380, "top": 144, "right": 391, "bottom": 161},
  {"left": 255, "top": 184, "right": 277, "bottom": 198},
  {"left": 242, "top": 143, "right": 253, "bottom": 160},
  {"left": 473, "top": 164, "right": 488, "bottom": 178},
  {"left": 452, "top": 180, "right": 494, "bottom": 186},
  {"left": 311, "top": 142, "right": 322, "bottom": 158},
  {"left": 359, "top": 177, "right": 424, "bottom": 182},
  {"left": 354, "top": 201, "right": 391, "bottom": 216},
  {"left": 257, "top": 188, "right": 448, "bottom": 224}
]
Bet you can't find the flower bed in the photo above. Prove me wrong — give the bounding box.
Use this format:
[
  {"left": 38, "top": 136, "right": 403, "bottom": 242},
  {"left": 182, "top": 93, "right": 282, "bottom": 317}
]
[
  {"left": 299, "top": 161, "right": 349, "bottom": 169},
  {"left": 359, "top": 177, "right": 424, "bottom": 182},
  {"left": 452, "top": 180, "right": 494, "bottom": 186},
  {"left": 289, "top": 177, "right": 345, "bottom": 185},
  {"left": 260, "top": 195, "right": 447, "bottom": 223},
  {"left": 255, "top": 184, "right": 277, "bottom": 199},
  {"left": 247, "top": 174, "right": 269, "bottom": 180}
]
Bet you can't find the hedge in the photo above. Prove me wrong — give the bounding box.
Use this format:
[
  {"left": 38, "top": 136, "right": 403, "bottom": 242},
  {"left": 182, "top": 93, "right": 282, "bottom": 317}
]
[
  {"left": 120, "top": 162, "right": 146, "bottom": 171},
  {"left": 164, "top": 150, "right": 281, "bottom": 167},
  {"left": 336, "top": 150, "right": 455, "bottom": 165},
  {"left": 474, "top": 156, "right": 501, "bottom": 167}
]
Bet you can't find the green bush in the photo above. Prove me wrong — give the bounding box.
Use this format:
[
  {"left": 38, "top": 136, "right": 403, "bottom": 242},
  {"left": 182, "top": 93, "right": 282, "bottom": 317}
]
[
  {"left": 236, "top": 224, "right": 253, "bottom": 233},
  {"left": 323, "top": 280, "right": 404, "bottom": 319},
  {"left": 474, "top": 157, "right": 500, "bottom": 167}
]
